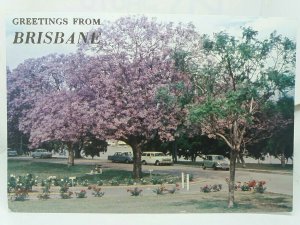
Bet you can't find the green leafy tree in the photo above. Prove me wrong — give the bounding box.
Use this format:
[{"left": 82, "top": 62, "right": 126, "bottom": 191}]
[
  {"left": 83, "top": 135, "right": 108, "bottom": 159},
  {"left": 189, "top": 28, "right": 295, "bottom": 207},
  {"left": 246, "top": 96, "right": 294, "bottom": 166}
]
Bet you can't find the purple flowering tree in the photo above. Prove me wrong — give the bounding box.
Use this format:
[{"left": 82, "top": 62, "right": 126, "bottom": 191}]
[
  {"left": 8, "top": 54, "right": 94, "bottom": 165},
  {"left": 79, "top": 16, "right": 199, "bottom": 178}
]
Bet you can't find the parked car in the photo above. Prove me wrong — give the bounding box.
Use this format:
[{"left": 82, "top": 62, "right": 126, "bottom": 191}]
[
  {"left": 141, "top": 152, "right": 173, "bottom": 166},
  {"left": 107, "top": 152, "right": 133, "bottom": 163},
  {"left": 7, "top": 148, "right": 18, "bottom": 157},
  {"left": 32, "top": 149, "right": 52, "bottom": 158},
  {"left": 202, "top": 155, "right": 229, "bottom": 170}
]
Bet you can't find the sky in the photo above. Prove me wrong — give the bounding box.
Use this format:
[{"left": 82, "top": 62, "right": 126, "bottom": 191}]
[{"left": 5, "top": 13, "right": 297, "bottom": 69}]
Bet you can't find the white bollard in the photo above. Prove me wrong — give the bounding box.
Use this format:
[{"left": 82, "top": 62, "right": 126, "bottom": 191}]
[
  {"left": 69, "top": 176, "right": 76, "bottom": 187},
  {"left": 181, "top": 172, "right": 185, "bottom": 189},
  {"left": 186, "top": 174, "right": 190, "bottom": 191}
]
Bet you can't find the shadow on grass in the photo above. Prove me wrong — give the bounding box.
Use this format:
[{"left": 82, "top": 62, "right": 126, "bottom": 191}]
[
  {"left": 171, "top": 192, "right": 292, "bottom": 213},
  {"left": 173, "top": 199, "right": 255, "bottom": 212}
]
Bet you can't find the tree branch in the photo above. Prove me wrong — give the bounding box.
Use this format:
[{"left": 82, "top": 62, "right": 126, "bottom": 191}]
[{"left": 216, "top": 132, "right": 233, "bottom": 150}]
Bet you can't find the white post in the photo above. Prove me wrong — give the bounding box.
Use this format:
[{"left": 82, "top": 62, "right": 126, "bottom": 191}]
[
  {"left": 181, "top": 172, "right": 185, "bottom": 189},
  {"left": 186, "top": 174, "right": 190, "bottom": 191},
  {"left": 69, "top": 177, "right": 76, "bottom": 187}
]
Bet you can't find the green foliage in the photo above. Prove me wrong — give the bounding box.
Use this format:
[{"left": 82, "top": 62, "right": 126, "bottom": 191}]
[
  {"left": 8, "top": 173, "right": 38, "bottom": 193},
  {"left": 91, "top": 187, "right": 105, "bottom": 197},
  {"left": 254, "top": 181, "right": 267, "bottom": 193},
  {"left": 173, "top": 50, "right": 190, "bottom": 72},
  {"left": 125, "top": 178, "right": 134, "bottom": 185},
  {"left": 200, "top": 184, "right": 222, "bottom": 193},
  {"left": 12, "top": 189, "right": 29, "bottom": 201},
  {"left": 241, "top": 184, "right": 251, "bottom": 191},
  {"left": 38, "top": 182, "right": 51, "bottom": 200},
  {"left": 75, "top": 190, "right": 87, "bottom": 198},
  {"left": 109, "top": 178, "right": 120, "bottom": 186},
  {"left": 151, "top": 176, "right": 164, "bottom": 185},
  {"left": 59, "top": 183, "right": 73, "bottom": 199},
  {"left": 247, "top": 96, "right": 294, "bottom": 161},
  {"left": 127, "top": 187, "right": 143, "bottom": 196},
  {"left": 155, "top": 87, "right": 176, "bottom": 107},
  {"left": 83, "top": 134, "right": 108, "bottom": 159},
  {"left": 189, "top": 27, "right": 295, "bottom": 153},
  {"left": 152, "top": 185, "right": 167, "bottom": 195},
  {"left": 96, "top": 180, "right": 104, "bottom": 186}
]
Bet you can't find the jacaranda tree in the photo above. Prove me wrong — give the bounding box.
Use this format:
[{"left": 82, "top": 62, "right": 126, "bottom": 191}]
[
  {"left": 8, "top": 54, "right": 96, "bottom": 165},
  {"left": 78, "top": 16, "right": 200, "bottom": 178}
]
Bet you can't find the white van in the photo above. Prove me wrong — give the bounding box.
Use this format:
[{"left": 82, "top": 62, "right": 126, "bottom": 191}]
[{"left": 141, "top": 152, "right": 173, "bottom": 166}]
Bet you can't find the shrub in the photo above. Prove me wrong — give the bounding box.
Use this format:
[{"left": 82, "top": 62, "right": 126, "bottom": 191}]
[
  {"left": 92, "top": 187, "right": 105, "bottom": 197},
  {"left": 8, "top": 174, "right": 37, "bottom": 193},
  {"left": 153, "top": 185, "right": 167, "bottom": 195},
  {"left": 59, "top": 183, "right": 73, "bottom": 199},
  {"left": 248, "top": 180, "right": 257, "bottom": 189},
  {"left": 254, "top": 181, "right": 267, "bottom": 193},
  {"left": 152, "top": 184, "right": 179, "bottom": 195},
  {"left": 60, "top": 191, "right": 73, "bottom": 199},
  {"left": 200, "top": 185, "right": 212, "bottom": 193},
  {"left": 59, "top": 177, "right": 77, "bottom": 187},
  {"left": 8, "top": 174, "right": 38, "bottom": 201},
  {"left": 96, "top": 180, "right": 104, "bottom": 186},
  {"left": 47, "top": 176, "right": 59, "bottom": 186},
  {"left": 140, "top": 178, "right": 148, "bottom": 185},
  {"left": 109, "top": 178, "right": 120, "bottom": 186},
  {"left": 127, "top": 187, "right": 143, "bottom": 196},
  {"left": 211, "top": 184, "right": 222, "bottom": 192},
  {"left": 125, "top": 178, "right": 134, "bottom": 185},
  {"left": 13, "top": 189, "right": 29, "bottom": 201},
  {"left": 80, "top": 179, "right": 89, "bottom": 187},
  {"left": 151, "top": 177, "right": 164, "bottom": 185},
  {"left": 75, "top": 190, "right": 87, "bottom": 198},
  {"left": 241, "top": 182, "right": 251, "bottom": 191},
  {"left": 7, "top": 175, "right": 17, "bottom": 193},
  {"left": 38, "top": 182, "right": 51, "bottom": 200},
  {"left": 200, "top": 184, "right": 222, "bottom": 193}
]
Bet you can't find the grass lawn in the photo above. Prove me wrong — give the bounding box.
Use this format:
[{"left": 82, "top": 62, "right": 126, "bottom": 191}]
[
  {"left": 8, "top": 159, "right": 97, "bottom": 178},
  {"left": 7, "top": 159, "right": 178, "bottom": 185},
  {"left": 8, "top": 191, "right": 292, "bottom": 213}
]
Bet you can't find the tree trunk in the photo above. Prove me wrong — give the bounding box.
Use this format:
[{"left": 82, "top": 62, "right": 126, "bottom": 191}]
[
  {"left": 67, "top": 142, "right": 74, "bottom": 166},
  {"left": 132, "top": 144, "right": 142, "bottom": 179},
  {"left": 228, "top": 150, "right": 238, "bottom": 208},
  {"left": 128, "top": 137, "right": 143, "bottom": 179}
]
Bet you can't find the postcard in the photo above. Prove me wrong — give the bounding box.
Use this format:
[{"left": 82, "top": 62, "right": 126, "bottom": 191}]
[{"left": 1, "top": 1, "right": 300, "bottom": 225}]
